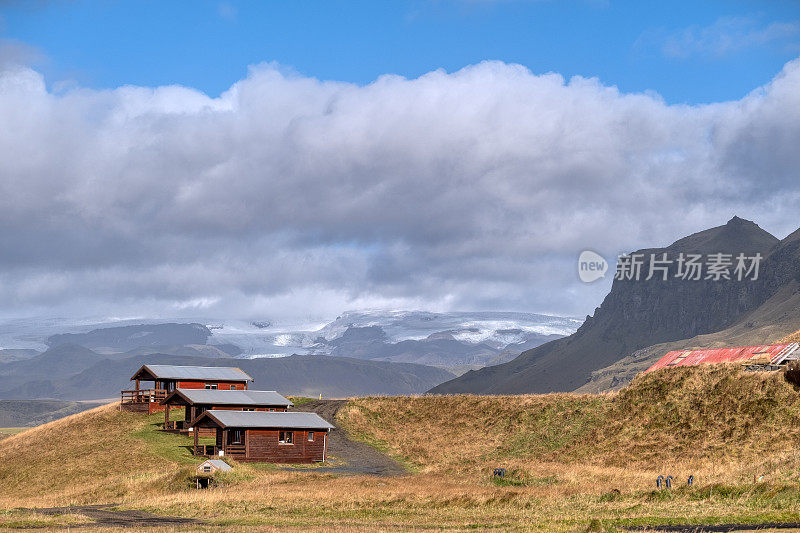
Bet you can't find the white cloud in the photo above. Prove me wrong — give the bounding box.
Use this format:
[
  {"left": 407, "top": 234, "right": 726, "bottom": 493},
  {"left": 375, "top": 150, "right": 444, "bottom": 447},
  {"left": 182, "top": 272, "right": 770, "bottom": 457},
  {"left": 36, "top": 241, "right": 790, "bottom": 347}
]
[
  {"left": 658, "top": 16, "right": 800, "bottom": 59},
  {"left": 0, "top": 53, "right": 799, "bottom": 321}
]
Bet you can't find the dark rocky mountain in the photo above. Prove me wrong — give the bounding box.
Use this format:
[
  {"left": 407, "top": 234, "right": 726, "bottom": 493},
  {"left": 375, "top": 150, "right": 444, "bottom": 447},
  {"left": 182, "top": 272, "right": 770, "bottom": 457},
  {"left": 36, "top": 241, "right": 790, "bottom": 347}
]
[
  {"left": 579, "top": 225, "right": 800, "bottom": 392},
  {"left": 47, "top": 323, "right": 212, "bottom": 353},
  {"left": 431, "top": 216, "right": 795, "bottom": 394},
  {"left": 0, "top": 352, "right": 455, "bottom": 400}
]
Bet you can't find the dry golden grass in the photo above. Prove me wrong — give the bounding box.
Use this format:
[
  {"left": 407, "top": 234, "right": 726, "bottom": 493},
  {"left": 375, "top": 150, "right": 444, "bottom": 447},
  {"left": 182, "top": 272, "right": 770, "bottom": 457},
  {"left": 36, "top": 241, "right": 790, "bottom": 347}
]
[
  {"left": 0, "top": 403, "right": 186, "bottom": 506},
  {"left": 339, "top": 365, "right": 800, "bottom": 479},
  {"left": 779, "top": 328, "right": 800, "bottom": 343},
  {"left": 3, "top": 366, "right": 800, "bottom": 531}
]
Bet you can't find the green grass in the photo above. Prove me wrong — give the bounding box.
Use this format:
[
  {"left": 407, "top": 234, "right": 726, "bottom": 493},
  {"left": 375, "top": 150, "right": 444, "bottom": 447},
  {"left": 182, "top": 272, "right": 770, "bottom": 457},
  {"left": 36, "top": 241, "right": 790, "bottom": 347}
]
[
  {"left": 0, "top": 427, "right": 26, "bottom": 440},
  {"left": 130, "top": 412, "right": 215, "bottom": 465},
  {"left": 288, "top": 396, "right": 318, "bottom": 406}
]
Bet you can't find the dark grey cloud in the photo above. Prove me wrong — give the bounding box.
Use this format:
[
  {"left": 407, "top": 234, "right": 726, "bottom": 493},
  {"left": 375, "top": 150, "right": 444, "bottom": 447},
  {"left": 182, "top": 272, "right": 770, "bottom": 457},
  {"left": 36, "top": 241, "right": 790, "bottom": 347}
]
[{"left": 0, "top": 57, "right": 799, "bottom": 320}]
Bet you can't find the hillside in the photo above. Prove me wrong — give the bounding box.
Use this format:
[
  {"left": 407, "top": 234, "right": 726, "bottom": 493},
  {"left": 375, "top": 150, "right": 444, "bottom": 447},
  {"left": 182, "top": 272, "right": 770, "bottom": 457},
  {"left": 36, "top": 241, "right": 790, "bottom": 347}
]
[
  {"left": 4, "top": 366, "right": 800, "bottom": 530},
  {"left": 0, "top": 353, "right": 455, "bottom": 400},
  {"left": 432, "top": 217, "right": 797, "bottom": 394},
  {"left": 343, "top": 366, "right": 800, "bottom": 475}
]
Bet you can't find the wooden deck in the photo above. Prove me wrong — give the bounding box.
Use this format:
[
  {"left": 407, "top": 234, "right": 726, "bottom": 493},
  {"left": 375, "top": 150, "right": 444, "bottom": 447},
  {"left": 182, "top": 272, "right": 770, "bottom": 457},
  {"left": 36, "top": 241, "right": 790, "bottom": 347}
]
[{"left": 120, "top": 389, "right": 167, "bottom": 414}]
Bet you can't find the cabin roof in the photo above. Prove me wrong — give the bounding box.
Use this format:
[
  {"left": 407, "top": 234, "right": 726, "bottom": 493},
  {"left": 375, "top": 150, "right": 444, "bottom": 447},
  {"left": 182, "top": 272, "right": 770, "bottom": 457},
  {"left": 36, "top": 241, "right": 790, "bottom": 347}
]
[
  {"left": 161, "top": 389, "right": 293, "bottom": 407},
  {"left": 130, "top": 364, "right": 253, "bottom": 382},
  {"left": 199, "top": 459, "right": 232, "bottom": 471},
  {"left": 646, "top": 343, "right": 800, "bottom": 373},
  {"left": 192, "top": 410, "right": 335, "bottom": 430}
]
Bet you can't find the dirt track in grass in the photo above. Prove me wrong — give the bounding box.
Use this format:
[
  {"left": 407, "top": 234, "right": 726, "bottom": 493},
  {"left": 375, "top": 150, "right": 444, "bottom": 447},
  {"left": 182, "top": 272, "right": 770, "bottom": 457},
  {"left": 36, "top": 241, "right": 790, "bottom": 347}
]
[
  {"left": 289, "top": 399, "right": 407, "bottom": 476},
  {"left": 19, "top": 504, "right": 204, "bottom": 528}
]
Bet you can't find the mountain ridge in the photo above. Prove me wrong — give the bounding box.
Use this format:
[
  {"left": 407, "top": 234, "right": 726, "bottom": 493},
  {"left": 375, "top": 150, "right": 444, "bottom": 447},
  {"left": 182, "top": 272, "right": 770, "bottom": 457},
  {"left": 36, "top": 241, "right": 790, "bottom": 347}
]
[{"left": 430, "top": 216, "right": 795, "bottom": 394}]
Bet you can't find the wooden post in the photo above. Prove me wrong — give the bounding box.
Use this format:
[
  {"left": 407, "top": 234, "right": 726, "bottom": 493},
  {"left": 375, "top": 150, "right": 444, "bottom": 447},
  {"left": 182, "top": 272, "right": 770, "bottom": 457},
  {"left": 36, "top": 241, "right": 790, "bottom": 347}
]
[
  {"left": 193, "top": 424, "right": 199, "bottom": 455},
  {"left": 164, "top": 403, "right": 170, "bottom": 429},
  {"left": 222, "top": 429, "right": 228, "bottom": 456}
]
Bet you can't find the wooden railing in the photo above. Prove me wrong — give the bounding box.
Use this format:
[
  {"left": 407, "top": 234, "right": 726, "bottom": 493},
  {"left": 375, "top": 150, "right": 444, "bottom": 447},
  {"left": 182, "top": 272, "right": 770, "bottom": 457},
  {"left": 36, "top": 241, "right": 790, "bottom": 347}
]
[
  {"left": 226, "top": 444, "right": 246, "bottom": 455},
  {"left": 120, "top": 388, "right": 167, "bottom": 404},
  {"left": 194, "top": 444, "right": 246, "bottom": 456}
]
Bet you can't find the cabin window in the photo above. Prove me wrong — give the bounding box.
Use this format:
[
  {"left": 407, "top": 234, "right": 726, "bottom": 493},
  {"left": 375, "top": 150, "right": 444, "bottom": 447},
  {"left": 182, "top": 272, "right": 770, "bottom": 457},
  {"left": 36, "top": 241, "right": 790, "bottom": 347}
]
[
  {"left": 205, "top": 384, "right": 218, "bottom": 390},
  {"left": 229, "top": 430, "right": 244, "bottom": 445},
  {"left": 308, "top": 431, "right": 314, "bottom": 442},
  {"left": 202, "top": 465, "right": 212, "bottom": 472},
  {"left": 279, "top": 431, "right": 294, "bottom": 444},
  {"left": 243, "top": 408, "right": 254, "bottom": 412},
  {"left": 229, "top": 385, "right": 235, "bottom": 390},
  {"left": 269, "top": 408, "right": 275, "bottom": 412}
]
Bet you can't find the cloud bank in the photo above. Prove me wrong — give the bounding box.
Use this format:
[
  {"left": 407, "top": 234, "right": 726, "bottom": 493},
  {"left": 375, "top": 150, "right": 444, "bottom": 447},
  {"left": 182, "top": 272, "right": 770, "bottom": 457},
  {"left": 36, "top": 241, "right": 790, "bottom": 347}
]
[{"left": 1, "top": 54, "right": 799, "bottom": 320}]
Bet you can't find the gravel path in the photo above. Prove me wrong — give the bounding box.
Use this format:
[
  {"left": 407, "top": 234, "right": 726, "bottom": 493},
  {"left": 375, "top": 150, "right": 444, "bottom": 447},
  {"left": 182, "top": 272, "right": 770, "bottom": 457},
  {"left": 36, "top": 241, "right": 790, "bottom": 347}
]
[
  {"left": 22, "top": 504, "right": 203, "bottom": 528},
  {"left": 625, "top": 523, "right": 800, "bottom": 532},
  {"left": 290, "top": 399, "right": 407, "bottom": 476}
]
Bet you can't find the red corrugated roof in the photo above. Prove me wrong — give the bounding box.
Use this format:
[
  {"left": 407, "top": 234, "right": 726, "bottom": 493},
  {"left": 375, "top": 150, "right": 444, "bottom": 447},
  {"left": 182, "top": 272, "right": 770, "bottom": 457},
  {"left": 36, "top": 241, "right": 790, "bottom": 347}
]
[{"left": 645, "top": 343, "right": 799, "bottom": 373}]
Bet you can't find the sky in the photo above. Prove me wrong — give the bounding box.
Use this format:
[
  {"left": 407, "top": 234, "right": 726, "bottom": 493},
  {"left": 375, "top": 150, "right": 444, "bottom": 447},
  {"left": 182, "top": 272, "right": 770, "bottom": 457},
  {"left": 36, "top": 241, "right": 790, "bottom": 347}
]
[{"left": 0, "top": 0, "right": 799, "bottom": 323}]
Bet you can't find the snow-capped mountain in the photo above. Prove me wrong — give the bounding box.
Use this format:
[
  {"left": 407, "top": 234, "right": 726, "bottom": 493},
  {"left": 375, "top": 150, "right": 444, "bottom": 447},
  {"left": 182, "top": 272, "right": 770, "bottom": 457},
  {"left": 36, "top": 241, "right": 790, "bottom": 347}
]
[{"left": 0, "top": 311, "right": 581, "bottom": 374}]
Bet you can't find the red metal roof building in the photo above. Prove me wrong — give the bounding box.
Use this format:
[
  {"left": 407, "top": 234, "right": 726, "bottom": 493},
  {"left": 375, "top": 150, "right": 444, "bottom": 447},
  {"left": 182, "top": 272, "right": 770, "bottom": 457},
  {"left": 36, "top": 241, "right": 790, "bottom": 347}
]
[{"left": 645, "top": 343, "right": 800, "bottom": 373}]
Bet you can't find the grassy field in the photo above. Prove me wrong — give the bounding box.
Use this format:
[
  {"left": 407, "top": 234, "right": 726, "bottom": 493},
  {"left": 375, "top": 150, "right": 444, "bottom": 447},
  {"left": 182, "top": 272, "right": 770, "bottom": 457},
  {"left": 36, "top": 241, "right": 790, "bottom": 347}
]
[
  {"left": 2, "top": 366, "right": 800, "bottom": 531},
  {"left": 0, "top": 427, "right": 26, "bottom": 440}
]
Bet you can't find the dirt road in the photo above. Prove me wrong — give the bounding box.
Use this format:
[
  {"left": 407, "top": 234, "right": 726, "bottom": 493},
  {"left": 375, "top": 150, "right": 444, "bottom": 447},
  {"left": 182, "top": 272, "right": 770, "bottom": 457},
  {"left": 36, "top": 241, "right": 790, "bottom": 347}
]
[
  {"left": 290, "top": 399, "right": 407, "bottom": 476},
  {"left": 625, "top": 522, "right": 800, "bottom": 532},
  {"left": 22, "top": 504, "right": 203, "bottom": 528}
]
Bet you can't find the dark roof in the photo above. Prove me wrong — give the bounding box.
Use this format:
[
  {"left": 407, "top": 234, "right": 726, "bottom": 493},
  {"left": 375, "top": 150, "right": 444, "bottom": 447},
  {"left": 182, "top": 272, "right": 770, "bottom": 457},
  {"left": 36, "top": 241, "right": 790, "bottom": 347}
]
[
  {"left": 130, "top": 364, "right": 253, "bottom": 382},
  {"left": 161, "top": 389, "right": 293, "bottom": 407},
  {"left": 192, "top": 410, "right": 334, "bottom": 430}
]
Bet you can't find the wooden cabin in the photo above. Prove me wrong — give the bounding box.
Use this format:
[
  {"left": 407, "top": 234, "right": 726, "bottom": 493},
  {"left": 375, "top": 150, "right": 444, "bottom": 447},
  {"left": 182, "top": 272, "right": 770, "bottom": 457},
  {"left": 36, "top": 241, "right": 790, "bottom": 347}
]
[
  {"left": 160, "top": 389, "right": 294, "bottom": 433},
  {"left": 120, "top": 364, "right": 253, "bottom": 413},
  {"left": 190, "top": 411, "right": 335, "bottom": 463}
]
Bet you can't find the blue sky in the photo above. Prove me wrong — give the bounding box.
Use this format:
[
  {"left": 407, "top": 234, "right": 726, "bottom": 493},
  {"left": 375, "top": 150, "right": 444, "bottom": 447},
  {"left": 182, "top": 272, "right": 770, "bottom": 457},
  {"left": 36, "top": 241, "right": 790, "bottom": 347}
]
[{"left": 2, "top": 0, "right": 799, "bottom": 104}]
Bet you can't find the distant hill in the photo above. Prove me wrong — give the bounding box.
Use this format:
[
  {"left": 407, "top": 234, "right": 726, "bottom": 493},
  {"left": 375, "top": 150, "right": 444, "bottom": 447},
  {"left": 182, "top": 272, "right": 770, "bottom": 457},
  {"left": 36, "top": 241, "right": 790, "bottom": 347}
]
[
  {"left": 325, "top": 326, "right": 559, "bottom": 374},
  {"left": 47, "top": 323, "right": 212, "bottom": 353},
  {"left": 0, "top": 352, "right": 455, "bottom": 400},
  {"left": 121, "top": 344, "right": 237, "bottom": 359},
  {"left": 0, "top": 349, "right": 39, "bottom": 364},
  {"left": 0, "top": 344, "right": 107, "bottom": 394},
  {"left": 431, "top": 216, "right": 794, "bottom": 394},
  {"left": 0, "top": 399, "right": 102, "bottom": 427}
]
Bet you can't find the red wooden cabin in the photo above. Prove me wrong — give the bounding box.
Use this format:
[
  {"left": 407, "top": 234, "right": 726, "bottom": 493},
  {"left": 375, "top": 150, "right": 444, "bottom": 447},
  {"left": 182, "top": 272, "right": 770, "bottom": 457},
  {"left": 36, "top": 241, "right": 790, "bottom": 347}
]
[
  {"left": 190, "top": 411, "right": 334, "bottom": 463},
  {"left": 160, "top": 389, "right": 293, "bottom": 433},
  {"left": 120, "top": 364, "right": 253, "bottom": 413}
]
